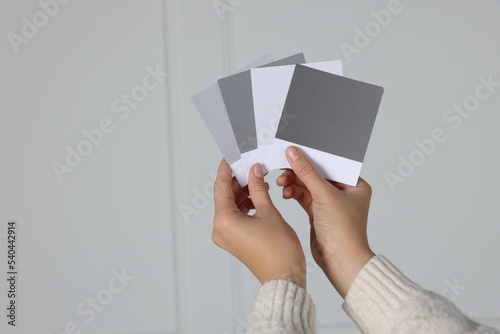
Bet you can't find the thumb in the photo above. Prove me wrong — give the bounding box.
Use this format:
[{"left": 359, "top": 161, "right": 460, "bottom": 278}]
[
  {"left": 285, "top": 146, "right": 331, "bottom": 194},
  {"left": 248, "top": 163, "right": 276, "bottom": 212}
]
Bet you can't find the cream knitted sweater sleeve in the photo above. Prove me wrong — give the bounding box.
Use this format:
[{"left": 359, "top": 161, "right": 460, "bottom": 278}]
[
  {"left": 343, "top": 255, "right": 499, "bottom": 333},
  {"left": 247, "top": 279, "right": 316, "bottom": 334},
  {"left": 247, "top": 255, "right": 499, "bottom": 334}
]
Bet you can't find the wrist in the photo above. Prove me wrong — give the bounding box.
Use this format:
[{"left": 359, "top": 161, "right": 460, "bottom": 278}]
[
  {"left": 260, "top": 274, "right": 306, "bottom": 291},
  {"left": 259, "top": 264, "right": 307, "bottom": 291},
  {"left": 285, "top": 274, "right": 307, "bottom": 291},
  {"left": 322, "top": 246, "right": 374, "bottom": 298}
]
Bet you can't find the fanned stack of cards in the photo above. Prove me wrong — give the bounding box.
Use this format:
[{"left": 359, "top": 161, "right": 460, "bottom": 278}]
[{"left": 192, "top": 53, "right": 384, "bottom": 187}]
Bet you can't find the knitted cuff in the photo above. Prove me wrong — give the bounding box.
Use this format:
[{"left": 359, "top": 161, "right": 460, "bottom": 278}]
[
  {"left": 249, "top": 279, "right": 316, "bottom": 334},
  {"left": 342, "top": 255, "right": 421, "bottom": 333}
]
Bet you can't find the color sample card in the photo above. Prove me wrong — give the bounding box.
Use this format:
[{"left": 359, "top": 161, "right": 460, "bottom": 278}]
[
  {"left": 192, "top": 53, "right": 384, "bottom": 187},
  {"left": 218, "top": 70, "right": 257, "bottom": 154},
  {"left": 251, "top": 60, "right": 343, "bottom": 177},
  {"left": 268, "top": 65, "right": 384, "bottom": 186}
]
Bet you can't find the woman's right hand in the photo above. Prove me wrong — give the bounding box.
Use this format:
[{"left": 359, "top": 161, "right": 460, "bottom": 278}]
[{"left": 276, "top": 146, "right": 375, "bottom": 298}]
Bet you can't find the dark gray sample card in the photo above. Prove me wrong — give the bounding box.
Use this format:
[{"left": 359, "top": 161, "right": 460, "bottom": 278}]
[
  {"left": 260, "top": 53, "right": 305, "bottom": 68},
  {"left": 276, "top": 65, "right": 384, "bottom": 163}
]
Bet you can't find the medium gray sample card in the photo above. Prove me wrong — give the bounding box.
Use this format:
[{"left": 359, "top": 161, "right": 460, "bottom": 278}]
[
  {"left": 218, "top": 70, "right": 257, "bottom": 154},
  {"left": 276, "top": 65, "right": 384, "bottom": 163},
  {"left": 218, "top": 53, "right": 306, "bottom": 154}
]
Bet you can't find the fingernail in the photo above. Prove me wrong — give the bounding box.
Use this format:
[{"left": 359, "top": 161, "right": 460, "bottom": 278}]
[
  {"left": 253, "top": 163, "right": 263, "bottom": 178},
  {"left": 286, "top": 147, "right": 300, "bottom": 162}
]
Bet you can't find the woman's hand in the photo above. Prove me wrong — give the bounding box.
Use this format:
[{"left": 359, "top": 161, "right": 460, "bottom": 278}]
[
  {"left": 276, "top": 147, "right": 374, "bottom": 298},
  {"left": 212, "top": 160, "right": 307, "bottom": 290}
]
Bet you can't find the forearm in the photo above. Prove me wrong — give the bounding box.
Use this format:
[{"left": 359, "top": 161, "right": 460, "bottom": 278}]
[
  {"left": 247, "top": 280, "right": 316, "bottom": 334},
  {"left": 343, "top": 255, "right": 500, "bottom": 334}
]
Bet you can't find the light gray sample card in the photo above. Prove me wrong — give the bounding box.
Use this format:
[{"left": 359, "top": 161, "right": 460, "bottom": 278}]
[
  {"left": 192, "top": 85, "right": 241, "bottom": 164},
  {"left": 276, "top": 64, "right": 384, "bottom": 163}
]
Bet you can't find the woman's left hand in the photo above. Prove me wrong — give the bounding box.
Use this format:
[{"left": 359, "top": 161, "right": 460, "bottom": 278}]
[{"left": 212, "top": 160, "right": 306, "bottom": 290}]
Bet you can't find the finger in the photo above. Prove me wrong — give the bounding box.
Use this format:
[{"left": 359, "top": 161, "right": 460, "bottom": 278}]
[
  {"left": 244, "top": 198, "right": 255, "bottom": 210},
  {"left": 283, "top": 184, "right": 313, "bottom": 212},
  {"left": 214, "top": 159, "right": 239, "bottom": 215},
  {"left": 352, "top": 177, "right": 372, "bottom": 198},
  {"left": 248, "top": 163, "right": 277, "bottom": 212},
  {"left": 356, "top": 177, "right": 371, "bottom": 190},
  {"left": 277, "top": 170, "right": 309, "bottom": 206},
  {"left": 329, "top": 180, "right": 350, "bottom": 191},
  {"left": 276, "top": 170, "right": 290, "bottom": 186},
  {"left": 235, "top": 186, "right": 249, "bottom": 207},
  {"left": 238, "top": 198, "right": 255, "bottom": 214},
  {"left": 333, "top": 177, "right": 371, "bottom": 193},
  {"left": 276, "top": 169, "right": 305, "bottom": 188},
  {"left": 231, "top": 176, "right": 244, "bottom": 197},
  {"left": 285, "top": 146, "right": 333, "bottom": 194},
  {"left": 282, "top": 183, "right": 307, "bottom": 200}
]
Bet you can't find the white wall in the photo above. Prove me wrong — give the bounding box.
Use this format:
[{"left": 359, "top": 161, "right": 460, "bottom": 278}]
[
  {"left": 0, "top": 1, "right": 177, "bottom": 333},
  {"left": 1, "top": 0, "right": 499, "bottom": 333}
]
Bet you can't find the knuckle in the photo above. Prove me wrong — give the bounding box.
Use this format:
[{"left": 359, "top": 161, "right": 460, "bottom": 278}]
[
  {"left": 250, "top": 180, "right": 269, "bottom": 196},
  {"left": 365, "top": 183, "right": 372, "bottom": 197},
  {"left": 214, "top": 178, "right": 226, "bottom": 192},
  {"left": 213, "top": 215, "right": 225, "bottom": 230},
  {"left": 211, "top": 229, "right": 222, "bottom": 247},
  {"left": 251, "top": 182, "right": 265, "bottom": 192},
  {"left": 358, "top": 179, "right": 372, "bottom": 198},
  {"left": 296, "top": 161, "right": 316, "bottom": 178},
  {"left": 212, "top": 218, "right": 227, "bottom": 246}
]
